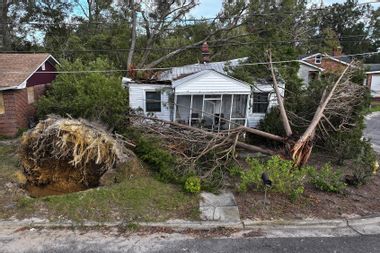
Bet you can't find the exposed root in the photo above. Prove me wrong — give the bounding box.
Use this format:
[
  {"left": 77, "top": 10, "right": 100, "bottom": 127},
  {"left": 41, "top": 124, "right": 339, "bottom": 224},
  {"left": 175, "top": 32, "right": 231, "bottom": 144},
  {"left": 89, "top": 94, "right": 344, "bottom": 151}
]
[{"left": 19, "top": 115, "right": 134, "bottom": 189}]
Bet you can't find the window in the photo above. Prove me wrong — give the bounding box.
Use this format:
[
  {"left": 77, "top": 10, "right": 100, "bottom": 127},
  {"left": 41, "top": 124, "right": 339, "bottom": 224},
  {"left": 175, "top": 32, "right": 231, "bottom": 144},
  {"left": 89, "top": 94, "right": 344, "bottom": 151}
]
[
  {"left": 315, "top": 55, "right": 322, "bottom": 64},
  {"left": 0, "top": 93, "right": 5, "bottom": 114},
  {"left": 145, "top": 91, "right": 161, "bottom": 112},
  {"left": 41, "top": 63, "right": 46, "bottom": 71},
  {"left": 252, "top": 92, "right": 269, "bottom": 113},
  {"left": 27, "top": 87, "right": 35, "bottom": 104},
  {"left": 308, "top": 71, "right": 319, "bottom": 81}
]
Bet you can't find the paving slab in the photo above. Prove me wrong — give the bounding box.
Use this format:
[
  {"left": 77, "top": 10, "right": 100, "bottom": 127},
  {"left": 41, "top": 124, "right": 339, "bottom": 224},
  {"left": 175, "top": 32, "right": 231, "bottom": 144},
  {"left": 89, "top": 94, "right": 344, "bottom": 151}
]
[
  {"left": 199, "top": 192, "right": 240, "bottom": 222},
  {"left": 348, "top": 216, "right": 380, "bottom": 235}
]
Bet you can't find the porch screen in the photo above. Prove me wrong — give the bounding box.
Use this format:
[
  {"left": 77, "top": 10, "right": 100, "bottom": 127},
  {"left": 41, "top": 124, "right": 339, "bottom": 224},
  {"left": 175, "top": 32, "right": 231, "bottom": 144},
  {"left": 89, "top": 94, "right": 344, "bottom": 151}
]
[{"left": 145, "top": 91, "right": 161, "bottom": 112}]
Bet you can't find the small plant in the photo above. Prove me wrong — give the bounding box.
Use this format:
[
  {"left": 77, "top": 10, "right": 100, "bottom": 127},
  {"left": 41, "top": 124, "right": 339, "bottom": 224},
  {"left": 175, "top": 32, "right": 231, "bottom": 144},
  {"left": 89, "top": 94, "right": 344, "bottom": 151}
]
[
  {"left": 308, "top": 164, "right": 346, "bottom": 193},
  {"left": 184, "top": 176, "right": 201, "bottom": 193}
]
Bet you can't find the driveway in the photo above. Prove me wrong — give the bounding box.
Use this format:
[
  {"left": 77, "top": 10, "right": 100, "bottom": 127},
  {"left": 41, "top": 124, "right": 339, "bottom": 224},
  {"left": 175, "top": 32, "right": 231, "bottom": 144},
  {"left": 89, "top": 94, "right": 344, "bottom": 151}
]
[{"left": 364, "top": 112, "right": 380, "bottom": 153}]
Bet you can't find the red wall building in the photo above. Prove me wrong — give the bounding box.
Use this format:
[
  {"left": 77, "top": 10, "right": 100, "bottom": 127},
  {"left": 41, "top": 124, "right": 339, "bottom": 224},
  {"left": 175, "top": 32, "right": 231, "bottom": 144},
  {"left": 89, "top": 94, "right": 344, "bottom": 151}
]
[{"left": 0, "top": 54, "right": 59, "bottom": 136}]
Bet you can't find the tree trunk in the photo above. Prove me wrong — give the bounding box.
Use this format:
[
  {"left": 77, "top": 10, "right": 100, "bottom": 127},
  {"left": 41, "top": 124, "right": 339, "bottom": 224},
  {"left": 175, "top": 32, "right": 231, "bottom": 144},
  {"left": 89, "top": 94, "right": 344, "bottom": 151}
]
[
  {"left": 268, "top": 50, "right": 293, "bottom": 137},
  {"left": 127, "top": 0, "right": 137, "bottom": 68},
  {"left": 291, "top": 63, "right": 352, "bottom": 166}
]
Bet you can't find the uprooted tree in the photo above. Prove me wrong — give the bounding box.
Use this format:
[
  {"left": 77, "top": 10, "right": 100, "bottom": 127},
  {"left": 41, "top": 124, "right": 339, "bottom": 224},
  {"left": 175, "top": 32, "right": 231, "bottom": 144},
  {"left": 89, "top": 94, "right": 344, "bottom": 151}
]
[{"left": 20, "top": 115, "right": 136, "bottom": 192}]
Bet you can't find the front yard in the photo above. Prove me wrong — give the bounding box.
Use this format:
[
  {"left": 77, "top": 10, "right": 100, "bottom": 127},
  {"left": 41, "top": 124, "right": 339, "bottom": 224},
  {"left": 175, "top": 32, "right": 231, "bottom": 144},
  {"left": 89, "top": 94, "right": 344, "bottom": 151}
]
[
  {"left": 1, "top": 139, "right": 380, "bottom": 223},
  {"left": 0, "top": 140, "right": 199, "bottom": 223}
]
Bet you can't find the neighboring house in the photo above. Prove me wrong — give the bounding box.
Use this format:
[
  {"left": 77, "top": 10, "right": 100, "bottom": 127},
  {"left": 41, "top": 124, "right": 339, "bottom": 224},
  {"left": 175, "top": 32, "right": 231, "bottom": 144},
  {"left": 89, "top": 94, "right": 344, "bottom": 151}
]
[
  {"left": 297, "top": 49, "right": 351, "bottom": 86},
  {"left": 0, "top": 53, "right": 59, "bottom": 136},
  {"left": 125, "top": 59, "right": 282, "bottom": 130},
  {"left": 364, "top": 64, "right": 380, "bottom": 102}
]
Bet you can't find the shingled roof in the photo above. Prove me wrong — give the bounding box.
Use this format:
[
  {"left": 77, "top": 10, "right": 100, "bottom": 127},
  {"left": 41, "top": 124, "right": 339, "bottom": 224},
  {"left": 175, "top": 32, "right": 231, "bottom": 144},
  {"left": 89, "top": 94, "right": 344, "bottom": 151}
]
[{"left": 0, "top": 53, "right": 57, "bottom": 89}]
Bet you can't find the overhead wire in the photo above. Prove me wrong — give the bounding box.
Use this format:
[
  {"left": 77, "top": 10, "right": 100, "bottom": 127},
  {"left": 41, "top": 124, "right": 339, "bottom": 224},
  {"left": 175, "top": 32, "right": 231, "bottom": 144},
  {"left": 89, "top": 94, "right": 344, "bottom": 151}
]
[{"left": 0, "top": 50, "right": 378, "bottom": 74}]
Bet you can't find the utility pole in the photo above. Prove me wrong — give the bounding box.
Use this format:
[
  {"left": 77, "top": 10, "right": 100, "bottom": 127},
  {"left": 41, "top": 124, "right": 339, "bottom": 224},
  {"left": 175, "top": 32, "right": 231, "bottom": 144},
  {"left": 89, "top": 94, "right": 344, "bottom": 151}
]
[{"left": 127, "top": 0, "right": 137, "bottom": 68}]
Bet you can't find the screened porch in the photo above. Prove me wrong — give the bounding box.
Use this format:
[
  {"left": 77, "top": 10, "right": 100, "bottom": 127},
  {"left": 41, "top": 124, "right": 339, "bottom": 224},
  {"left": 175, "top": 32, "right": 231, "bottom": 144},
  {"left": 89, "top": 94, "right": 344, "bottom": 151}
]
[{"left": 174, "top": 94, "right": 249, "bottom": 131}]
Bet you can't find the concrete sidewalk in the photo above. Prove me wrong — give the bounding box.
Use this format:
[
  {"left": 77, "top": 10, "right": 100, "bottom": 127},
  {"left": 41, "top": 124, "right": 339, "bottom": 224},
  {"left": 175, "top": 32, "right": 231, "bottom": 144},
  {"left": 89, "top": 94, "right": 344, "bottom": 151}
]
[{"left": 1, "top": 215, "right": 380, "bottom": 238}]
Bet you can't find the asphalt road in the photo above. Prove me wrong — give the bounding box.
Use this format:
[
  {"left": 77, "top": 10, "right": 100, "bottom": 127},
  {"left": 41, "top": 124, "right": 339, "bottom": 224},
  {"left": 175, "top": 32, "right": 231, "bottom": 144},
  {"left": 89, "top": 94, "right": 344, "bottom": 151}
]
[
  {"left": 364, "top": 112, "right": 380, "bottom": 153},
  {"left": 6, "top": 234, "right": 380, "bottom": 253},
  {"left": 157, "top": 235, "right": 380, "bottom": 253}
]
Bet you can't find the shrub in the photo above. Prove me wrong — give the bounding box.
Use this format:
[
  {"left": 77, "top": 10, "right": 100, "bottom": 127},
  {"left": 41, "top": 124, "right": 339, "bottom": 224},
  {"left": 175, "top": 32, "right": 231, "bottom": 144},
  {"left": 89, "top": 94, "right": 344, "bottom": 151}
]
[
  {"left": 351, "top": 139, "right": 377, "bottom": 185},
  {"left": 184, "top": 176, "right": 201, "bottom": 193},
  {"left": 308, "top": 164, "right": 346, "bottom": 193},
  {"left": 37, "top": 58, "right": 128, "bottom": 130},
  {"left": 237, "top": 156, "right": 308, "bottom": 200},
  {"left": 133, "top": 135, "right": 179, "bottom": 183}
]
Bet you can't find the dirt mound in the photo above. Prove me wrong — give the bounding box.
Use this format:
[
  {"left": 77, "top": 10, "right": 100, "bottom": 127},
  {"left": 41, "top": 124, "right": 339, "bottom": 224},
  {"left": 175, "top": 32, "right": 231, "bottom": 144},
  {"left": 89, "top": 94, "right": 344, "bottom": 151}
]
[{"left": 19, "top": 115, "right": 135, "bottom": 195}]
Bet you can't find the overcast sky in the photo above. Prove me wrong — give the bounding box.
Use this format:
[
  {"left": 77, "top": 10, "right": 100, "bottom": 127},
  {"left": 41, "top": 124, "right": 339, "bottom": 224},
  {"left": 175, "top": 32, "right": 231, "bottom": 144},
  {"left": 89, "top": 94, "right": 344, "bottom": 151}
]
[{"left": 191, "top": 0, "right": 380, "bottom": 18}]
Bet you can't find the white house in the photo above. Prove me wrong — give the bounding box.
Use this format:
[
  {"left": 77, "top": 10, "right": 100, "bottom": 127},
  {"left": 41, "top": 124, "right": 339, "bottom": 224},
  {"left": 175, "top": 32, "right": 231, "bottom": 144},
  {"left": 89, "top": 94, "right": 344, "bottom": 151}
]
[
  {"left": 365, "top": 64, "right": 380, "bottom": 101},
  {"left": 125, "top": 59, "right": 282, "bottom": 130}
]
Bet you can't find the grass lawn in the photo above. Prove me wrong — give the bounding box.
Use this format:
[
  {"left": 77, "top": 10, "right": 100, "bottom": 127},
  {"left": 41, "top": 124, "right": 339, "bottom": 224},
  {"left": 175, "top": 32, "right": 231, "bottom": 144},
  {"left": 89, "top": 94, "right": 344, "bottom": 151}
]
[
  {"left": 368, "top": 105, "right": 380, "bottom": 113},
  {"left": 0, "top": 140, "right": 199, "bottom": 223}
]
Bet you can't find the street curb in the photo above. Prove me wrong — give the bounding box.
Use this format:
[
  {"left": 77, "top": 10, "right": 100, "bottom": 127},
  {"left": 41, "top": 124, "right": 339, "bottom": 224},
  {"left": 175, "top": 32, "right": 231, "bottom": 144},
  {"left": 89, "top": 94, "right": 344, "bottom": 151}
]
[{"left": 1, "top": 215, "right": 380, "bottom": 237}]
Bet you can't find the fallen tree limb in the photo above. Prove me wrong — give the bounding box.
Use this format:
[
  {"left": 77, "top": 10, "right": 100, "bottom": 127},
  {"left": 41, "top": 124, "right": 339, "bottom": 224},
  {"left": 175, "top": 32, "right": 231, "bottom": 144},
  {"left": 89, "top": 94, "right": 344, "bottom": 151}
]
[
  {"left": 291, "top": 62, "right": 353, "bottom": 166},
  {"left": 130, "top": 114, "right": 277, "bottom": 156}
]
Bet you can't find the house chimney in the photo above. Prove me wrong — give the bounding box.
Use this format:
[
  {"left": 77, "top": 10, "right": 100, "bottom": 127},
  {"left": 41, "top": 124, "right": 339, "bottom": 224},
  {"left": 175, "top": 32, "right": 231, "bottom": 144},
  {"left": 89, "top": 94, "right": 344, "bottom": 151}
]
[
  {"left": 201, "top": 41, "right": 210, "bottom": 63},
  {"left": 333, "top": 46, "right": 342, "bottom": 57}
]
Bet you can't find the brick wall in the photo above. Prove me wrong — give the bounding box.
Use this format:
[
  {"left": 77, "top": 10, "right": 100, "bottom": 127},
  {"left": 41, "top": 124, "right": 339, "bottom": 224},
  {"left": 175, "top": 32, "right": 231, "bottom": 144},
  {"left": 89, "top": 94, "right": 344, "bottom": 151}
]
[
  {"left": 0, "top": 83, "right": 50, "bottom": 137},
  {"left": 0, "top": 90, "right": 18, "bottom": 136}
]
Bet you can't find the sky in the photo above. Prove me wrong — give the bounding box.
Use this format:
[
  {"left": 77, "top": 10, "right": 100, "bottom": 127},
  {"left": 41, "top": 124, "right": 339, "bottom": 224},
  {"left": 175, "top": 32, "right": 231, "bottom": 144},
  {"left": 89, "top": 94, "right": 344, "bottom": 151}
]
[{"left": 190, "top": 0, "right": 380, "bottom": 18}]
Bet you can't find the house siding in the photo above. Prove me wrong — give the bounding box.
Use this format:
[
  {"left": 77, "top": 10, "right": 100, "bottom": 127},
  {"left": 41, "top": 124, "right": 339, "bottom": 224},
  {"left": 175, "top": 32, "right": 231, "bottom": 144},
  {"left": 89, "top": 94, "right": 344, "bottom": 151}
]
[
  {"left": 298, "top": 64, "right": 320, "bottom": 85},
  {"left": 26, "top": 60, "right": 57, "bottom": 87},
  {"left": 174, "top": 71, "right": 251, "bottom": 95},
  {"left": 247, "top": 87, "right": 279, "bottom": 128},
  {"left": 367, "top": 73, "right": 380, "bottom": 98},
  {"left": 129, "top": 83, "right": 171, "bottom": 121}
]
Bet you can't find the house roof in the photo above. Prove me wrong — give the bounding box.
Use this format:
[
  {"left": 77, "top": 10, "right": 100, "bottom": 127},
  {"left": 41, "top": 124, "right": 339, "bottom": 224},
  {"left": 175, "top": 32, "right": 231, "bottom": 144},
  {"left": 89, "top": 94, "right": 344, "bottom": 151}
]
[
  {"left": 158, "top": 57, "right": 248, "bottom": 81},
  {"left": 301, "top": 53, "right": 351, "bottom": 65},
  {"left": 0, "top": 53, "right": 58, "bottom": 90},
  {"left": 365, "top": 64, "right": 380, "bottom": 73},
  {"left": 297, "top": 60, "right": 325, "bottom": 71}
]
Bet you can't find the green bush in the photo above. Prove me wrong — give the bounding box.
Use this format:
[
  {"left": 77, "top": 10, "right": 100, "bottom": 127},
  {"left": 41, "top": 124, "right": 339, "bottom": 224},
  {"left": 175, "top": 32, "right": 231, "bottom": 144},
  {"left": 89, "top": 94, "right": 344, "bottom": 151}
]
[
  {"left": 133, "top": 135, "right": 179, "bottom": 183},
  {"left": 237, "top": 156, "right": 308, "bottom": 200},
  {"left": 184, "top": 176, "right": 201, "bottom": 193},
  {"left": 308, "top": 164, "right": 346, "bottom": 193},
  {"left": 352, "top": 140, "right": 377, "bottom": 185},
  {"left": 37, "top": 58, "right": 128, "bottom": 130}
]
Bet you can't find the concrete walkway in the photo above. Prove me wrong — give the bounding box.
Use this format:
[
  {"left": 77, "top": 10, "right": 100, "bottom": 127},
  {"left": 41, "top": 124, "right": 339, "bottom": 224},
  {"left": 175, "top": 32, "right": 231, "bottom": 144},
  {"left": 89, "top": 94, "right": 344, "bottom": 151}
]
[{"left": 199, "top": 192, "right": 240, "bottom": 222}]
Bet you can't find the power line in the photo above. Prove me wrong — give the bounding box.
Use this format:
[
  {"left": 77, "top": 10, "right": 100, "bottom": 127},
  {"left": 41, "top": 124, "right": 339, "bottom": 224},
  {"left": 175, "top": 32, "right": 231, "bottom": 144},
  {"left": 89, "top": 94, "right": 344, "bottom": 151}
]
[
  {"left": 4, "top": 0, "right": 378, "bottom": 27},
  {"left": 0, "top": 35, "right": 375, "bottom": 54},
  {"left": 0, "top": 50, "right": 378, "bottom": 74}
]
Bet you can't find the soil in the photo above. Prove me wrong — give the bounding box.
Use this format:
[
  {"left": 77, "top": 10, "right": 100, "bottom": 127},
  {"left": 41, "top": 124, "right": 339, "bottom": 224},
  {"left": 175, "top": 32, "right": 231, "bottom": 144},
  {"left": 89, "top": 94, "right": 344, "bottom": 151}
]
[
  {"left": 235, "top": 153, "right": 380, "bottom": 220},
  {"left": 26, "top": 183, "right": 87, "bottom": 198}
]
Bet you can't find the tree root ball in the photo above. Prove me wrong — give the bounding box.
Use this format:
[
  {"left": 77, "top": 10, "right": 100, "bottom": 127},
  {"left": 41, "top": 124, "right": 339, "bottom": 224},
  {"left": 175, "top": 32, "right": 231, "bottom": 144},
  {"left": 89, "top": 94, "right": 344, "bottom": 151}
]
[{"left": 19, "top": 115, "right": 135, "bottom": 195}]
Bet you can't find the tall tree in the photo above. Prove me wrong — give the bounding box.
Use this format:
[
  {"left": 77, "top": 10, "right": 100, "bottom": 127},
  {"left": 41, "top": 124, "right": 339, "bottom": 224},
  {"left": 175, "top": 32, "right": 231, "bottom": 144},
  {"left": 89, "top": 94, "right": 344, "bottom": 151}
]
[{"left": 309, "top": 0, "right": 374, "bottom": 55}]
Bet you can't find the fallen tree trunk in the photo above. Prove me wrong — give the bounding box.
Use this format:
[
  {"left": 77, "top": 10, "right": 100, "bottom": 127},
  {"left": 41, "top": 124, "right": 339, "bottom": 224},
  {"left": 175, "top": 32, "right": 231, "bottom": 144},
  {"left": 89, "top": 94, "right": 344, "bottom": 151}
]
[
  {"left": 291, "top": 63, "right": 352, "bottom": 166},
  {"left": 131, "top": 114, "right": 277, "bottom": 156},
  {"left": 268, "top": 50, "right": 293, "bottom": 137}
]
